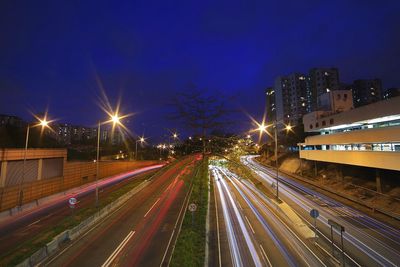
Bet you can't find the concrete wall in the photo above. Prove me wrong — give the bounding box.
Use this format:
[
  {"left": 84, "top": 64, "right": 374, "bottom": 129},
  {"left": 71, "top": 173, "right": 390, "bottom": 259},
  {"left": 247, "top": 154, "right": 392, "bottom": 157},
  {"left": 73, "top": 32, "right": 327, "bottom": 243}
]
[
  {"left": 0, "top": 148, "right": 67, "bottom": 161},
  {"left": 300, "top": 150, "right": 400, "bottom": 171},
  {"left": 0, "top": 153, "right": 158, "bottom": 211}
]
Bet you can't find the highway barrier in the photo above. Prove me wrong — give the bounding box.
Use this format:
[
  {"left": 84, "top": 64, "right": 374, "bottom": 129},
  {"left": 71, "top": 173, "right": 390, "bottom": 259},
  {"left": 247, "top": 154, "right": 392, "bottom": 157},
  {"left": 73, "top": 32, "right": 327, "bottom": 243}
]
[{"left": 16, "top": 179, "right": 150, "bottom": 267}]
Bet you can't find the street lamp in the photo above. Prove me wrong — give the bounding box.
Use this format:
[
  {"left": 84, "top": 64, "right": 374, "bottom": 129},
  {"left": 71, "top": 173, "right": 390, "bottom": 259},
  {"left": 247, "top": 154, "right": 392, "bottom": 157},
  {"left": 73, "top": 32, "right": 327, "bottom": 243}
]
[
  {"left": 135, "top": 136, "right": 145, "bottom": 160},
  {"left": 256, "top": 119, "right": 292, "bottom": 200},
  {"left": 95, "top": 113, "right": 122, "bottom": 207},
  {"left": 18, "top": 116, "right": 51, "bottom": 209}
]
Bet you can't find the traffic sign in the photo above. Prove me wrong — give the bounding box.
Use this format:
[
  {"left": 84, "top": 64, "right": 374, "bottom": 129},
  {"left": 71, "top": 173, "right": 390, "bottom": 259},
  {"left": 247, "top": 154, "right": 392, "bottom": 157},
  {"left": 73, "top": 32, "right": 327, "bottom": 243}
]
[
  {"left": 188, "top": 203, "right": 197, "bottom": 212},
  {"left": 69, "top": 197, "right": 77, "bottom": 209},
  {"left": 310, "top": 209, "right": 319, "bottom": 218},
  {"left": 328, "top": 219, "right": 345, "bottom": 232}
]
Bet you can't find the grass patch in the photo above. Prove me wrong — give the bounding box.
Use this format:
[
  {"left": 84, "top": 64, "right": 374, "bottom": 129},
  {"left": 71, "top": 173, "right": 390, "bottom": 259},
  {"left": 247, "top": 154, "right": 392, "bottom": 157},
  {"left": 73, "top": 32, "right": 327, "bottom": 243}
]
[
  {"left": 170, "top": 158, "right": 209, "bottom": 267},
  {"left": 1, "top": 170, "right": 157, "bottom": 267}
]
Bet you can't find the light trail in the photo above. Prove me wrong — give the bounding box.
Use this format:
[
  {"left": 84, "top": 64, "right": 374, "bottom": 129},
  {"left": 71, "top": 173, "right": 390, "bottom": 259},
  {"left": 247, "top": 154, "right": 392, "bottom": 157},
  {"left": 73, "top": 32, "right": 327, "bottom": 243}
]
[
  {"left": 252, "top": 165, "right": 397, "bottom": 266},
  {"left": 242, "top": 155, "right": 400, "bottom": 267},
  {"left": 217, "top": 166, "right": 315, "bottom": 267},
  {"left": 213, "top": 168, "right": 243, "bottom": 266},
  {"left": 219, "top": 176, "right": 263, "bottom": 267}
]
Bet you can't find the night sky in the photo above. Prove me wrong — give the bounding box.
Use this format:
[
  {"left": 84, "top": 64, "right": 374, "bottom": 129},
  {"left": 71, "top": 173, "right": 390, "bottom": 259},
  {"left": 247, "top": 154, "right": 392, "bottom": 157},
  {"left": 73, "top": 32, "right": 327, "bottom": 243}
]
[{"left": 1, "top": 1, "right": 399, "bottom": 141}]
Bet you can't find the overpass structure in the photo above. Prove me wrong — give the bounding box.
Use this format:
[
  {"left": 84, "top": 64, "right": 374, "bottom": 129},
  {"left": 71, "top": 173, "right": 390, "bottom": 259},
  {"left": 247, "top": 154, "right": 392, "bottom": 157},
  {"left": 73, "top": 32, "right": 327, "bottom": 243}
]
[{"left": 299, "top": 96, "right": 400, "bottom": 191}]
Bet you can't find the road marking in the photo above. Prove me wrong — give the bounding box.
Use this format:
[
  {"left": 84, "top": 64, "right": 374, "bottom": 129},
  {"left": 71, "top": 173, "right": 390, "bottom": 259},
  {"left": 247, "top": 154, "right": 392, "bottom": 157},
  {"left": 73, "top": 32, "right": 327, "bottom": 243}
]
[
  {"left": 144, "top": 198, "right": 160, "bottom": 217},
  {"left": 214, "top": 176, "right": 222, "bottom": 267},
  {"left": 160, "top": 159, "right": 198, "bottom": 267},
  {"left": 102, "top": 230, "right": 135, "bottom": 267},
  {"left": 244, "top": 215, "right": 255, "bottom": 234},
  {"left": 259, "top": 244, "right": 272, "bottom": 267},
  {"left": 27, "top": 219, "right": 41, "bottom": 227}
]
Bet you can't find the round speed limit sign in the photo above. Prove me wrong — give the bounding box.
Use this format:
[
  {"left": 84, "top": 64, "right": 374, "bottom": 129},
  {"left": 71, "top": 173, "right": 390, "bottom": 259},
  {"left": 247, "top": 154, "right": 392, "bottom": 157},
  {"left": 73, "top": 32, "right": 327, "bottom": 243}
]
[{"left": 188, "top": 203, "right": 197, "bottom": 212}]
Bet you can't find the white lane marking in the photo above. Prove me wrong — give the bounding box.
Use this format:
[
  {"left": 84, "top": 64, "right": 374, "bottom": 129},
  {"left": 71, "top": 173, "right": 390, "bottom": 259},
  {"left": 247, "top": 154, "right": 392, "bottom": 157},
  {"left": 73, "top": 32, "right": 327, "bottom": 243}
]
[
  {"left": 160, "top": 172, "right": 194, "bottom": 267},
  {"left": 231, "top": 172, "right": 326, "bottom": 267},
  {"left": 101, "top": 230, "right": 135, "bottom": 267},
  {"left": 144, "top": 198, "right": 160, "bottom": 217},
  {"left": 214, "top": 169, "right": 242, "bottom": 266},
  {"left": 27, "top": 219, "right": 41, "bottom": 227},
  {"left": 219, "top": 170, "right": 263, "bottom": 267},
  {"left": 259, "top": 244, "right": 272, "bottom": 267},
  {"left": 245, "top": 215, "right": 256, "bottom": 234},
  {"left": 214, "top": 177, "right": 222, "bottom": 267}
]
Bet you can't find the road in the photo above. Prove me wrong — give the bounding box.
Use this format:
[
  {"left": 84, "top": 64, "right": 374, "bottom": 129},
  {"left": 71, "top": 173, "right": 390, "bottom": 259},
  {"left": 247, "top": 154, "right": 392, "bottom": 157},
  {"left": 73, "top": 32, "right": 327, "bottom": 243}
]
[
  {"left": 211, "top": 164, "right": 329, "bottom": 267},
  {"left": 42, "top": 155, "right": 201, "bottom": 267},
  {"left": 0, "top": 164, "right": 163, "bottom": 262},
  {"left": 242, "top": 155, "right": 400, "bottom": 267}
]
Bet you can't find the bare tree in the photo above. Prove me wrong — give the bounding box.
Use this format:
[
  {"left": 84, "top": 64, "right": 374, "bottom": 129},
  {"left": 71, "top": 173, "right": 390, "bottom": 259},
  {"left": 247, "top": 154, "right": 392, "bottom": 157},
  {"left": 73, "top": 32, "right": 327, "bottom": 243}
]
[{"left": 170, "top": 89, "right": 233, "bottom": 155}]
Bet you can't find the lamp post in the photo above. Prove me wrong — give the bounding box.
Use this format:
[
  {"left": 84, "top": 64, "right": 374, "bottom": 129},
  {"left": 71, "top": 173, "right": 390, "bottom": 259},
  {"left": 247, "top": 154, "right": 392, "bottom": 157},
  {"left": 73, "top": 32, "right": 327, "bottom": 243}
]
[
  {"left": 257, "top": 120, "right": 292, "bottom": 200},
  {"left": 273, "top": 121, "right": 292, "bottom": 199},
  {"left": 18, "top": 117, "right": 50, "bottom": 209},
  {"left": 274, "top": 121, "right": 279, "bottom": 199},
  {"left": 135, "top": 136, "right": 145, "bottom": 160},
  {"left": 95, "top": 113, "right": 121, "bottom": 207}
]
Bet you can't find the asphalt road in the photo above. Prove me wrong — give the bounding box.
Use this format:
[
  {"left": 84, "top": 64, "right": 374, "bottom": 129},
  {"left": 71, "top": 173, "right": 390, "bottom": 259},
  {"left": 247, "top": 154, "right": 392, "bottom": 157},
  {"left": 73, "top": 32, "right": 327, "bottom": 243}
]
[
  {"left": 42, "top": 155, "right": 200, "bottom": 267},
  {"left": 211, "top": 165, "right": 329, "bottom": 267},
  {"left": 242, "top": 155, "right": 400, "bottom": 267},
  {"left": 0, "top": 165, "right": 162, "bottom": 260}
]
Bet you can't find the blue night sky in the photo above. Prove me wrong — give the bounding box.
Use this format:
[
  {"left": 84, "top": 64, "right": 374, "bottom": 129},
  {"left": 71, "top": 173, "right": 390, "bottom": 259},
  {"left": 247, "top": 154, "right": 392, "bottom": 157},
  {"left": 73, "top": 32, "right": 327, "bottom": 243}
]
[{"left": 1, "top": 0, "right": 399, "bottom": 141}]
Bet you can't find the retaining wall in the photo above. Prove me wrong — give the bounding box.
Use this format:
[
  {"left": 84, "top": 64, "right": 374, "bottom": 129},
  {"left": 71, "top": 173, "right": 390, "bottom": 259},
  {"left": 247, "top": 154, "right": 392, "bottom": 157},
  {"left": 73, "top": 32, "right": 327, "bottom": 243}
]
[{"left": 0, "top": 160, "right": 157, "bottom": 211}]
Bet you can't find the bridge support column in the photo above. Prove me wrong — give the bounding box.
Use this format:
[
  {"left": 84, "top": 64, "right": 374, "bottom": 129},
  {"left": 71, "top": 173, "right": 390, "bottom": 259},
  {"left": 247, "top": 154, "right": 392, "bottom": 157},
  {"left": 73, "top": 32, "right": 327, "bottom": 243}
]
[
  {"left": 375, "top": 169, "right": 382, "bottom": 193},
  {"left": 0, "top": 161, "right": 7, "bottom": 187},
  {"left": 336, "top": 165, "right": 343, "bottom": 182},
  {"left": 37, "top": 159, "right": 43, "bottom": 180}
]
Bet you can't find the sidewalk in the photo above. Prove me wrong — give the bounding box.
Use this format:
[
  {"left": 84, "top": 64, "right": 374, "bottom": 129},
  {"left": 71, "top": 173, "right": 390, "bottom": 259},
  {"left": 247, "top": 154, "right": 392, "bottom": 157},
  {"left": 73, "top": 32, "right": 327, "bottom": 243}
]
[{"left": 0, "top": 164, "right": 163, "bottom": 225}]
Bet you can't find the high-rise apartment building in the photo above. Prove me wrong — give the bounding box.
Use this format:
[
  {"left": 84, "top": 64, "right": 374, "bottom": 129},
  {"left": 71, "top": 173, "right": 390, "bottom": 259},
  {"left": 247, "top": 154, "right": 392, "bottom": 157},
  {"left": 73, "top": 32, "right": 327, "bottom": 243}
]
[
  {"left": 309, "top": 68, "right": 340, "bottom": 110},
  {"left": 351, "top": 79, "right": 382, "bottom": 107},
  {"left": 274, "top": 73, "right": 310, "bottom": 126},
  {"left": 383, "top": 88, "right": 400, "bottom": 99},
  {"left": 265, "top": 87, "right": 276, "bottom": 122}
]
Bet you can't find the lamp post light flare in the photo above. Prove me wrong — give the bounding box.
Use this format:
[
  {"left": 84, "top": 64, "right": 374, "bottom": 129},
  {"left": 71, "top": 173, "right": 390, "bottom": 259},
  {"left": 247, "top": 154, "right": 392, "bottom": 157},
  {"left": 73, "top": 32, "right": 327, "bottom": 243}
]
[
  {"left": 95, "top": 112, "right": 126, "bottom": 207},
  {"left": 111, "top": 114, "right": 120, "bottom": 124},
  {"left": 135, "top": 136, "right": 146, "bottom": 160},
  {"left": 19, "top": 115, "right": 51, "bottom": 209}
]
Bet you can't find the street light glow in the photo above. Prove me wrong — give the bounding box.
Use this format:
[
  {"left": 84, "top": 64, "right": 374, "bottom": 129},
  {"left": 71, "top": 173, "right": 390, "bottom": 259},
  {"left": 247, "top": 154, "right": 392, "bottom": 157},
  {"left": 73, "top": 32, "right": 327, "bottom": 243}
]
[
  {"left": 111, "top": 114, "right": 120, "bottom": 124},
  {"left": 285, "top": 124, "right": 293, "bottom": 132},
  {"left": 39, "top": 119, "right": 49, "bottom": 127},
  {"left": 257, "top": 123, "right": 267, "bottom": 133}
]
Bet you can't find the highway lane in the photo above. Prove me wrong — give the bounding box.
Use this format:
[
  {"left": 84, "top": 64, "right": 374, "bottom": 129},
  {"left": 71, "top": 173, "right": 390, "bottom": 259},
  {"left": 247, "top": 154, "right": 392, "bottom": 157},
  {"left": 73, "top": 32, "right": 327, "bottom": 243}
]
[
  {"left": 43, "top": 155, "right": 200, "bottom": 267},
  {"left": 213, "top": 167, "right": 262, "bottom": 267},
  {"left": 242, "top": 155, "right": 400, "bottom": 267},
  {"left": 0, "top": 164, "right": 162, "bottom": 259},
  {"left": 212, "top": 165, "right": 329, "bottom": 267}
]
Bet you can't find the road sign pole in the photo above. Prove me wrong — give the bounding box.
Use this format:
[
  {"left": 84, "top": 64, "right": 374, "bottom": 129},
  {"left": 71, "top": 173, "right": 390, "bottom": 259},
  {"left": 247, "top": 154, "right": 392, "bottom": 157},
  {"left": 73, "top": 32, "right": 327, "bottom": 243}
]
[
  {"left": 314, "top": 217, "right": 317, "bottom": 243},
  {"left": 330, "top": 225, "right": 334, "bottom": 257},
  {"left": 341, "top": 231, "right": 345, "bottom": 266},
  {"left": 309, "top": 209, "right": 319, "bottom": 245},
  {"left": 188, "top": 203, "right": 197, "bottom": 227}
]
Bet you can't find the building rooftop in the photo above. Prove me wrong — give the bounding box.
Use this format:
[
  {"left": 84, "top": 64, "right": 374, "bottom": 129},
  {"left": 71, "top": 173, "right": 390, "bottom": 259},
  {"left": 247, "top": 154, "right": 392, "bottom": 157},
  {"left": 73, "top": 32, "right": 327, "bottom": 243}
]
[{"left": 303, "top": 96, "right": 400, "bottom": 132}]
